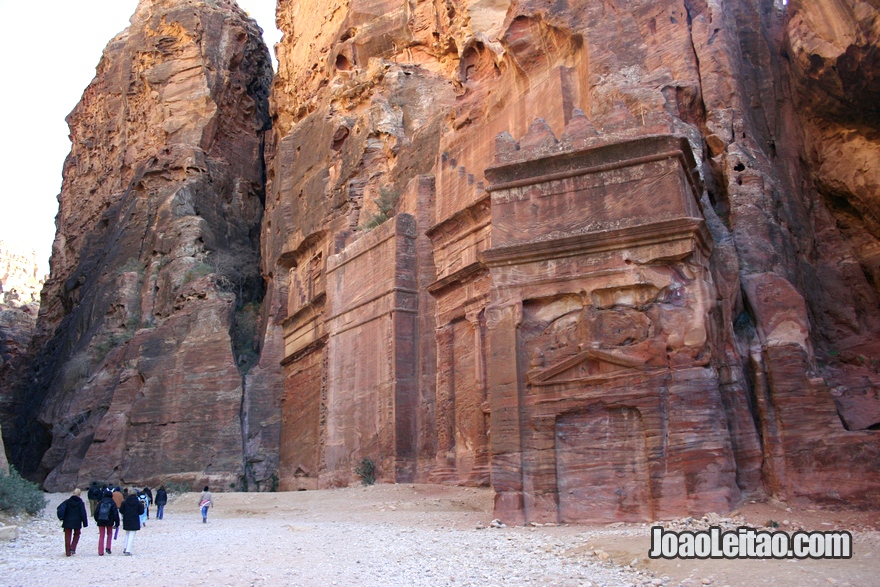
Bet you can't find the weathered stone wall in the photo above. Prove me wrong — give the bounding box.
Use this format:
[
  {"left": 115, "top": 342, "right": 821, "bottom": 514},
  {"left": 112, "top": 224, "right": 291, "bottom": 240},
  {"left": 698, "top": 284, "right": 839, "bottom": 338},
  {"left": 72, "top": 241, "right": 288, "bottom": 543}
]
[
  {"left": 264, "top": 0, "right": 880, "bottom": 521},
  {"left": 6, "top": 0, "right": 878, "bottom": 519},
  {"left": 6, "top": 0, "right": 273, "bottom": 491}
]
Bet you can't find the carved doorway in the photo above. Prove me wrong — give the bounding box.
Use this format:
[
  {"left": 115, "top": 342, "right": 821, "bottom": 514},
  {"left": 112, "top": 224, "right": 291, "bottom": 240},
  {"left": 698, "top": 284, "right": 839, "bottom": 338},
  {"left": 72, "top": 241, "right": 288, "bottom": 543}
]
[{"left": 555, "top": 405, "right": 653, "bottom": 523}]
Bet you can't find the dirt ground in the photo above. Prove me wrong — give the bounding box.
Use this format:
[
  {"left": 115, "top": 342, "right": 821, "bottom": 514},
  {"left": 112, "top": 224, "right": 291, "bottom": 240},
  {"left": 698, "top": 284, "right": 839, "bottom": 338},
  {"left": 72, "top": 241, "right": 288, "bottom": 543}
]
[{"left": 0, "top": 484, "right": 877, "bottom": 586}]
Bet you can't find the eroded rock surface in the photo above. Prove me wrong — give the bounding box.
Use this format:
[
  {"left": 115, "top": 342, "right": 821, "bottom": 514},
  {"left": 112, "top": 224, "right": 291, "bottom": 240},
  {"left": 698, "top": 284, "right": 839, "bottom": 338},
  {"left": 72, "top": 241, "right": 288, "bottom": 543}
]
[
  {"left": 7, "top": 0, "right": 879, "bottom": 522},
  {"left": 263, "top": 0, "right": 880, "bottom": 522},
  {"left": 6, "top": 0, "right": 272, "bottom": 492},
  {"left": 0, "top": 243, "right": 42, "bottom": 440}
]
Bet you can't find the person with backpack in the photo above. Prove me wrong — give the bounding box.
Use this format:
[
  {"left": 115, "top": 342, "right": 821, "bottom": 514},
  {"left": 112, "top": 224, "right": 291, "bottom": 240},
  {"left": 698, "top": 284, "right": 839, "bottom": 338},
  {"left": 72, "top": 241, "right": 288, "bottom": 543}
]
[
  {"left": 93, "top": 488, "right": 120, "bottom": 555},
  {"left": 58, "top": 488, "right": 89, "bottom": 557},
  {"left": 119, "top": 488, "right": 144, "bottom": 556},
  {"left": 154, "top": 485, "right": 168, "bottom": 520}
]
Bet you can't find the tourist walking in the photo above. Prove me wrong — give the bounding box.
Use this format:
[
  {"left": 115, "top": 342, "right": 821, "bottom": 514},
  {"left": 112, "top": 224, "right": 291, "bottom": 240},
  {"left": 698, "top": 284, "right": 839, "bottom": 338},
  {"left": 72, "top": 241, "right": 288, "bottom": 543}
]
[
  {"left": 111, "top": 486, "right": 123, "bottom": 508},
  {"left": 137, "top": 489, "right": 149, "bottom": 527},
  {"left": 143, "top": 486, "right": 153, "bottom": 518},
  {"left": 119, "top": 489, "right": 144, "bottom": 556},
  {"left": 58, "top": 488, "right": 89, "bottom": 557},
  {"left": 155, "top": 485, "right": 168, "bottom": 520},
  {"left": 87, "top": 482, "right": 102, "bottom": 517},
  {"left": 93, "top": 488, "right": 120, "bottom": 555},
  {"left": 199, "top": 486, "right": 213, "bottom": 523}
]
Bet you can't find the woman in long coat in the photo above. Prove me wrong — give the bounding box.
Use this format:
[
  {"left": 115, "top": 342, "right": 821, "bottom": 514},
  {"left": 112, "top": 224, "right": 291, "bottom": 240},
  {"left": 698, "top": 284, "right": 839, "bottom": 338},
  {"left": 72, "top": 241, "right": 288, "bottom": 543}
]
[
  {"left": 60, "top": 488, "right": 89, "bottom": 556},
  {"left": 118, "top": 489, "right": 144, "bottom": 556}
]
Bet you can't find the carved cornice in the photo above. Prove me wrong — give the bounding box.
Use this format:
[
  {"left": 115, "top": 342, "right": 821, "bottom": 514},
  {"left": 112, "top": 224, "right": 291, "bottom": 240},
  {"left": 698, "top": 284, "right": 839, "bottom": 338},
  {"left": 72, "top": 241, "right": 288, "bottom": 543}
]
[
  {"left": 426, "top": 261, "right": 487, "bottom": 295},
  {"left": 281, "top": 292, "right": 326, "bottom": 330},
  {"left": 480, "top": 217, "right": 712, "bottom": 267},
  {"left": 280, "top": 334, "right": 329, "bottom": 366},
  {"left": 485, "top": 134, "right": 703, "bottom": 205}
]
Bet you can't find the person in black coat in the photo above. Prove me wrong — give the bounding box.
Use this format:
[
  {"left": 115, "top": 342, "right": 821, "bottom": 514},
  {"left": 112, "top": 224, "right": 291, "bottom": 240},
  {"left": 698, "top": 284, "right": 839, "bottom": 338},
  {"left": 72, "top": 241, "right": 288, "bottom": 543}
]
[
  {"left": 118, "top": 489, "right": 144, "bottom": 556},
  {"left": 87, "top": 482, "right": 102, "bottom": 517},
  {"left": 93, "top": 489, "right": 120, "bottom": 556},
  {"left": 154, "top": 485, "right": 168, "bottom": 520},
  {"left": 60, "top": 488, "right": 89, "bottom": 557}
]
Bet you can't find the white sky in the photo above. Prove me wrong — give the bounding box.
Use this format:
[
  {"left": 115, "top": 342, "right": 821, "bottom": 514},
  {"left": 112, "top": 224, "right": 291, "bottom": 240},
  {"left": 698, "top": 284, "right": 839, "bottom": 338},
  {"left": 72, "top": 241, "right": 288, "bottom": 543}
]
[{"left": 0, "top": 0, "right": 281, "bottom": 274}]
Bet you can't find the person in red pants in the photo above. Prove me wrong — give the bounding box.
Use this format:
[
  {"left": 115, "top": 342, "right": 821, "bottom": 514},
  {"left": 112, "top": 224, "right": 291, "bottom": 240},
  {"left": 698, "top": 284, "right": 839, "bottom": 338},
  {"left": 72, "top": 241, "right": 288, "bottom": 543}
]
[
  {"left": 59, "top": 488, "right": 89, "bottom": 556},
  {"left": 94, "top": 489, "right": 120, "bottom": 555}
]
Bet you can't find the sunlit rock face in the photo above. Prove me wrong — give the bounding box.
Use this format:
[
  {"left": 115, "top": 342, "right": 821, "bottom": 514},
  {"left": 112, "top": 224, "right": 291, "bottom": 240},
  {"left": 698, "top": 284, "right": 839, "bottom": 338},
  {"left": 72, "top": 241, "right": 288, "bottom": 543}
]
[
  {"left": 264, "top": 0, "right": 879, "bottom": 521},
  {"left": 9, "top": 0, "right": 878, "bottom": 520},
  {"left": 0, "top": 242, "right": 43, "bottom": 443},
  {"left": 6, "top": 0, "right": 273, "bottom": 492}
]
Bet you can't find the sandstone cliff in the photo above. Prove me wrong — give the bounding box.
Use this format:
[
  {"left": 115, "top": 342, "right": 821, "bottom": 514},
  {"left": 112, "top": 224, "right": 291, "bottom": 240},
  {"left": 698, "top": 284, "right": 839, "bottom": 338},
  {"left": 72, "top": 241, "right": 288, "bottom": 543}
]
[
  {"left": 262, "top": 0, "right": 879, "bottom": 521},
  {"left": 0, "top": 242, "right": 44, "bottom": 306},
  {"left": 0, "top": 242, "right": 42, "bottom": 441},
  {"left": 6, "top": 0, "right": 879, "bottom": 522},
  {"left": 6, "top": 0, "right": 272, "bottom": 491}
]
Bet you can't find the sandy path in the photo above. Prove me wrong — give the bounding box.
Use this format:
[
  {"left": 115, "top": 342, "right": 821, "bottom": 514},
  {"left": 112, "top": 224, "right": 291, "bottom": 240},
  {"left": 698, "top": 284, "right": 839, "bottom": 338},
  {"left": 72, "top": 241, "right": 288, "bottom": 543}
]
[
  {"left": 0, "top": 485, "right": 642, "bottom": 587},
  {"left": 0, "top": 484, "right": 877, "bottom": 587}
]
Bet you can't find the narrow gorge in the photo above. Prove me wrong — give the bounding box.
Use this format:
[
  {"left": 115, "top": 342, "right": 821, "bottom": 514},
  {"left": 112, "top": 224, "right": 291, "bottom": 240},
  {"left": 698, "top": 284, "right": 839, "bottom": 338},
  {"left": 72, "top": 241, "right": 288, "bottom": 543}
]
[{"left": 1, "top": 0, "right": 878, "bottom": 524}]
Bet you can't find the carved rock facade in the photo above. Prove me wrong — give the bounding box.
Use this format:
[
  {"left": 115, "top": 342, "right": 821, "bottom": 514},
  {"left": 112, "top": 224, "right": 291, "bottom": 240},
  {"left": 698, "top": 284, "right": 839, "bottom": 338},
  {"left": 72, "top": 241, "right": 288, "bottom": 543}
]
[
  {"left": 264, "top": 0, "right": 880, "bottom": 523},
  {"left": 4, "top": 0, "right": 879, "bottom": 523}
]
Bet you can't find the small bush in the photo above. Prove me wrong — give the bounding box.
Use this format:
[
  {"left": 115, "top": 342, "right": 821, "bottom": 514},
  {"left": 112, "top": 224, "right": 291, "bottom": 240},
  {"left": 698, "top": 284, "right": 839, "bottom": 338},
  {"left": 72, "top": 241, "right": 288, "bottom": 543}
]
[
  {"left": 183, "top": 262, "right": 214, "bottom": 285},
  {"left": 354, "top": 457, "right": 376, "bottom": 486},
  {"left": 358, "top": 186, "right": 399, "bottom": 231},
  {"left": 164, "top": 481, "right": 191, "bottom": 495},
  {"left": 0, "top": 467, "right": 47, "bottom": 515},
  {"left": 61, "top": 352, "right": 91, "bottom": 393}
]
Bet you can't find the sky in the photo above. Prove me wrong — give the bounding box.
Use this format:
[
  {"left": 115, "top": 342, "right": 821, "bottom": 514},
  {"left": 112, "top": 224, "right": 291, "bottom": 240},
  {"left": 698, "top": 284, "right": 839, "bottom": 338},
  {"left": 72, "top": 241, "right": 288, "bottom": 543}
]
[{"left": 0, "top": 0, "right": 281, "bottom": 275}]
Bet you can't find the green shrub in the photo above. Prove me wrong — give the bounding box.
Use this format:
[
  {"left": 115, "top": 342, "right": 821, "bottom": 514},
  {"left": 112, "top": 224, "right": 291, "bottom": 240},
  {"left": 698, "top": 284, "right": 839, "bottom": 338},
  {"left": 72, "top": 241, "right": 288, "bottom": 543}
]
[
  {"left": 0, "top": 467, "right": 47, "bottom": 515},
  {"left": 183, "top": 262, "right": 214, "bottom": 285},
  {"left": 354, "top": 457, "right": 376, "bottom": 486},
  {"left": 164, "top": 481, "right": 192, "bottom": 495},
  {"left": 358, "top": 186, "right": 399, "bottom": 231}
]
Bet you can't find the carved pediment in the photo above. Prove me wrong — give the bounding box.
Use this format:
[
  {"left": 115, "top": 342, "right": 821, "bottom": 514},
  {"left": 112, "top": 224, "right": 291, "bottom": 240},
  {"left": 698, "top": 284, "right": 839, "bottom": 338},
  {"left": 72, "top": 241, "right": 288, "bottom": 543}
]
[{"left": 527, "top": 347, "right": 647, "bottom": 386}]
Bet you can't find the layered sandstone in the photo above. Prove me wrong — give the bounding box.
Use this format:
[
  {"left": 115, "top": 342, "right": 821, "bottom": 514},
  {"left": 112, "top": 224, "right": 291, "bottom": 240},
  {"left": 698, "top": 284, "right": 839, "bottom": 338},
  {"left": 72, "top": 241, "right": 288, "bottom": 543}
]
[
  {"left": 5, "top": 0, "right": 272, "bottom": 491},
  {"left": 0, "top": 243, "right": 43, "bottom": 439},
  {"left": 263, "top": 0, "right": 879, "bottom": 522},
  {"left": 6, "top": 0, "right": 879, "bottom": 523},
  {"left": 784, "top": 0, "right": 880, "bottom": 437}
]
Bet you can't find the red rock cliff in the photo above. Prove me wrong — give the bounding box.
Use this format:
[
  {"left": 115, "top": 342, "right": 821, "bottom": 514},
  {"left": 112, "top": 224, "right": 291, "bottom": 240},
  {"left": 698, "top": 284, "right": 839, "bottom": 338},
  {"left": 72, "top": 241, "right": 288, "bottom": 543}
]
[
  {"left": 7, "top": 0, "right": 879, "bottom": 519},
  {"left": 261, "top": 0, "right": 879, "bottom": 521},
  {"left": 6, "top": 0, "right": 272, "bottom": 492},
  {"left": 0, "top": 242, "right": 43, "bottom": 440}
]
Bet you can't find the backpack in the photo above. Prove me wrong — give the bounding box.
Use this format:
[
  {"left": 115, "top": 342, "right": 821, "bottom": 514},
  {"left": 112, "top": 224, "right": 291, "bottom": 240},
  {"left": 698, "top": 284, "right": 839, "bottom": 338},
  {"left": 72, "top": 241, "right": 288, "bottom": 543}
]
[
  {"left": 96, "top": 500, "right": 112, "bottom": 522},
  {"left": 56, "top": 500, "right": 67, "bottom": 520}
]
